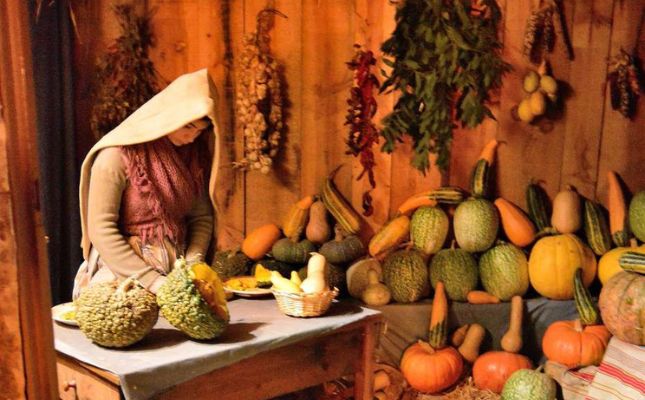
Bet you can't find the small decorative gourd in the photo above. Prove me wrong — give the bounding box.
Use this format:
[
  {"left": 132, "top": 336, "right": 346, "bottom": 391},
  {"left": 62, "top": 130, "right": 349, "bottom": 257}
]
[
  {"left": 300, "top": 253, "right": 329, "bottom": 294},
  {"left": 361, "top": 269, "right": 391, "bottom": 306}
]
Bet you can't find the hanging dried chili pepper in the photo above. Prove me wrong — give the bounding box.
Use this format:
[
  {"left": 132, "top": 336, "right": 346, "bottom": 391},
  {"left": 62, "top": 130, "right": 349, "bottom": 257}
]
[
  {"left": 608, "top": 49, "right": 643, "bottom": 119},
  {"left": 345, "top": 45, "right": 380, "bottom": 217}
]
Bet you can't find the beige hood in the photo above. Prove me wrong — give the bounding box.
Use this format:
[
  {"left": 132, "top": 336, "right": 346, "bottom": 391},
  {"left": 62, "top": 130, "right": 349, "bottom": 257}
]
[{"left": 79, "top": 68, "right": 220, "bottom": 259}]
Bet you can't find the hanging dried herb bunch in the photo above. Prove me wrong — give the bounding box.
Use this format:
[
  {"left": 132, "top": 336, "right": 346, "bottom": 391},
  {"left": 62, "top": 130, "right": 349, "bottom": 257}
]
[
  {"left": 380, "top": 0, "right": 511, "bottom": 173},
  {"left": 608, "top": 49, "right": 643, "bottom": 119},
  {"left": 233, "top": 9, "right": 286, "bottom": 174},
  {"left": 345, "top": 45, "right": 380, "bottom": 216},
  {"left": 90, "top": 4, "right": 160, "bottom": 139},
  {"left": 523, "top": 0, "right": 573, "bottom": 64}
]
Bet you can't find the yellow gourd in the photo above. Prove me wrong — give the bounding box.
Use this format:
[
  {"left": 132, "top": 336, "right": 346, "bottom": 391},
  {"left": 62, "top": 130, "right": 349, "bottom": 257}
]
[
  {"left": 270, "top": 271, "right": 302, "bottom": 293},
  {"left": 361, "top": 269, "right": 391, "bottom": 306},
  {"left": 300, "top": 253, "right": 328, "bottom": 294},
  {"left": 290, "top": 270, "right": 302, "bottom": 286}
]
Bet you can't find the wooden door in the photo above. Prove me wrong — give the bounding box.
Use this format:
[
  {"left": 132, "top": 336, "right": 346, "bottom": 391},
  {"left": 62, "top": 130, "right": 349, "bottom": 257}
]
[{"left": 0, "top": 1, "right": 58, "bottom": 399}]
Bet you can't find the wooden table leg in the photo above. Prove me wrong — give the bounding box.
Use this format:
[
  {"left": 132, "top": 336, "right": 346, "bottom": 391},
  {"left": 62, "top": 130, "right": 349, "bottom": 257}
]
[{"left": 354, "top": 321, "right": 378, "bottom": 400}]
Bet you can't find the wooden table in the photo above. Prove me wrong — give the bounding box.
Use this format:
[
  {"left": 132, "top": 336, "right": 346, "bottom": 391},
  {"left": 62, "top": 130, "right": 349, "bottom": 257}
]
[{"left": 56, "top": 315, "right": 382, "bottom": 400}]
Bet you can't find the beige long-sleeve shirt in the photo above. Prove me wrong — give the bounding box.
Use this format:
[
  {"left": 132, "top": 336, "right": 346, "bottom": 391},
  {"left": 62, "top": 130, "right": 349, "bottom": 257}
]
[{"left": 87, "top": 147, "right": 213, "bottom": 290}]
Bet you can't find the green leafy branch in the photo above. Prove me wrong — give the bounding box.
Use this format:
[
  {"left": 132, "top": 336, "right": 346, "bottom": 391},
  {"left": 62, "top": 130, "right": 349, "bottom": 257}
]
[{"left": 380, "top": 0, "right": 511, "bottom": 173}]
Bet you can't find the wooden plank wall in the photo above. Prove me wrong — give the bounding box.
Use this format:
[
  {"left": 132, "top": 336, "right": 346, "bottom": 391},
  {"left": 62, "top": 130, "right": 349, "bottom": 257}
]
[{"left": 72, "top": 0, "right": 644, "bottom": 250}]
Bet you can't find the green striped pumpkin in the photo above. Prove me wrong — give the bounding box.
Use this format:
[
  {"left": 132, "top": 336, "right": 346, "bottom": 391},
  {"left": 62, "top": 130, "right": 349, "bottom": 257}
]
[
  {"left": 619, "top": 251, "right": 645, "bottom": 274},
  {"left": 454, "top": 198, "right": 499, "bottom": 253},
  {"left": 479, "top": 243, "right": 529, "bottom": 301},
  {"left": 429, "top": 248, "right": 478, "bottom": 301},
  {"left": 573, "top": 268, "right": 600, "bottom": 325},
  {"left": 410, "top": 206, "right": 449, "bottom": 256},
  {"left": 629, "top": 191, "right": 645, "bottom": 242},
  {"left": 583, "top": 200, "right": 612, "bottom": 256}
]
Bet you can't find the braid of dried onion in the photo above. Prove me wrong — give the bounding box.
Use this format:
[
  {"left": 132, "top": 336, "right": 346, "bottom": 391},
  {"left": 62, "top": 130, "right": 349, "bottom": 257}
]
[{"left": 234, "top": 9, "right": 286, "bottom": 174}]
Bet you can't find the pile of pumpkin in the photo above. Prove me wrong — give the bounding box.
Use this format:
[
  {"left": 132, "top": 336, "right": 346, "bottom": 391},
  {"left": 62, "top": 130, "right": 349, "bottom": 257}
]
[
  {"left": 213, "top": 165, "right": 369, "bottom": 297},
  {"left": 363, "top": 139, "right": 644, "bottom": 398},
  {"left": 213, "top": 140, "right": 644, "bottom": 397}
]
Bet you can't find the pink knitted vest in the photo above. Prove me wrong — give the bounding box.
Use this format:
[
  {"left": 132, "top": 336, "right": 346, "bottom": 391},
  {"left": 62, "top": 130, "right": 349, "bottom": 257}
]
[{"left": 119, "top": 136, "right": 209, "bottom": 247}]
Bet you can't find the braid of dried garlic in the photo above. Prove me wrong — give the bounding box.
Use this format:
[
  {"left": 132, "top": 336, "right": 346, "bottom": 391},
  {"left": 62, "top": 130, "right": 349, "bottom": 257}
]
[{"left": 234, "top": 9, "right": 286, "bottom": 174}]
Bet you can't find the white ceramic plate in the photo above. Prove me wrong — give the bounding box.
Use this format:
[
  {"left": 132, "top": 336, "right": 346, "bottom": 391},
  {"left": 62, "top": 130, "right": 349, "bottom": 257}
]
[
  {"left": 52, "top": 302, "right": 79, "bottom": 327},
  {"left": 225, "top": 288, "right": 273, "bottom": 298}
]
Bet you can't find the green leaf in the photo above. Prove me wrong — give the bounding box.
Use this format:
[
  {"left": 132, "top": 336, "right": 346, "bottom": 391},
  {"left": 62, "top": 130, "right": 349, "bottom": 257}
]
[{"left": 445, "top": 26, "right": 474, "bottom": 51}]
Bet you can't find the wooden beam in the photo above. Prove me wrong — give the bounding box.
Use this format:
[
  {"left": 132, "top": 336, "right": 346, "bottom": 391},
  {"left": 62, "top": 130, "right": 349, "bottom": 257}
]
[{"left": 0, "top": 1, "right": 58, "bottom": 398}]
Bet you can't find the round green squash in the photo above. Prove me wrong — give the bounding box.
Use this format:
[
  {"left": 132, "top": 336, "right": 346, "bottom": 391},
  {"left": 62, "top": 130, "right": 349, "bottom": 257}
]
[
  {"left": 382, "top": 249, "right": 429, "bottom": 303},
  {"left": 599, "top": 271, "right": 645, "bottom": 345},
  {"left": 271, "top": 238, "right": 316, "bottom": 264},
  {"left": 410, "top": 206, "right": 449, "bottom": 256},
  {"left": 319, "top": 235, "right": 365, "bottom": 264},
  {"left": 454, "top": 198, "right": 499, "bottom": 252},
  {"left": 212, "top": 250, "right": 254, "bottom": 279},
  {"left": 429, "top": 248, "right": 478, "bottom": 301},
  {"left": 479, "top": 243, "right": 529, "bottom": 301},
  {"left": 629, "top": 191, "right": 645, "bottom": 242},
  {"left": 501, "top": 369, "right": 556, "bottom": 400}
]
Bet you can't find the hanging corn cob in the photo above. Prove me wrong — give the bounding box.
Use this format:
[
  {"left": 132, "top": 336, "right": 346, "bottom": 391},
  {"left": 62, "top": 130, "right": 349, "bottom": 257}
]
[
  {"left": 234, "top": 9, "right": 286, "bottom": 174},
  {"left": 608, "top": 49, "right": 643, "bottom": 119}
]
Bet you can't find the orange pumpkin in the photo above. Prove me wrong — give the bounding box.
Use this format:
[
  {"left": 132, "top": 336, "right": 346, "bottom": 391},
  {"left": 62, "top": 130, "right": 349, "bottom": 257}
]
[
  {"left": 494, "top": 197, "right": 536, "bottom": 247},
  {"left": 401, "top": 282, "right": 464, "bottom": 393},
  {"left": 241, "top": 224, "right": 282, "bottom": 260},
  {"left": 472, "top": 351, "right": 533, "bottom": 394},
  {"left": 400, "top": 341, "right": 463, "bottom": 394},
  {"left": 542, "top": 320, "right": 611, "bottom": 368}
]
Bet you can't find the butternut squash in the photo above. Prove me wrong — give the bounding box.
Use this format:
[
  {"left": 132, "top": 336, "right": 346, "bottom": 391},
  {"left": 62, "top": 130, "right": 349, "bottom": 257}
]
[
  {"left": 451, "top": 324, "right": 470, "bottom": 347},
  {"left": 305, "top": 200, "right": 332, "bottom": 244},
  {"left": 458, "top": 323, "right": 486, "bottom": 363},
  {"left": 500, "top": 296, "right": 524, "bottom": 353},
  {"left": 551, "top": 186, "right": 581, "bottom": 234}
]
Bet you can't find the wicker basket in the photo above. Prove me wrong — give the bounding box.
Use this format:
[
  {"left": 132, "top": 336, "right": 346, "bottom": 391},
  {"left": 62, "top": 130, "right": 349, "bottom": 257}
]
[{"left": 272, "top": 288, "right": 339, "bottom": 317}]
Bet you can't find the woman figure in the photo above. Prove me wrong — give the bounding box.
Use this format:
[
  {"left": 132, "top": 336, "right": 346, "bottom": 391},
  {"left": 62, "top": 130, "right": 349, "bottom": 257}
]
[{"left": 73, "top": 69, "right": 220, "bottom": 297}]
